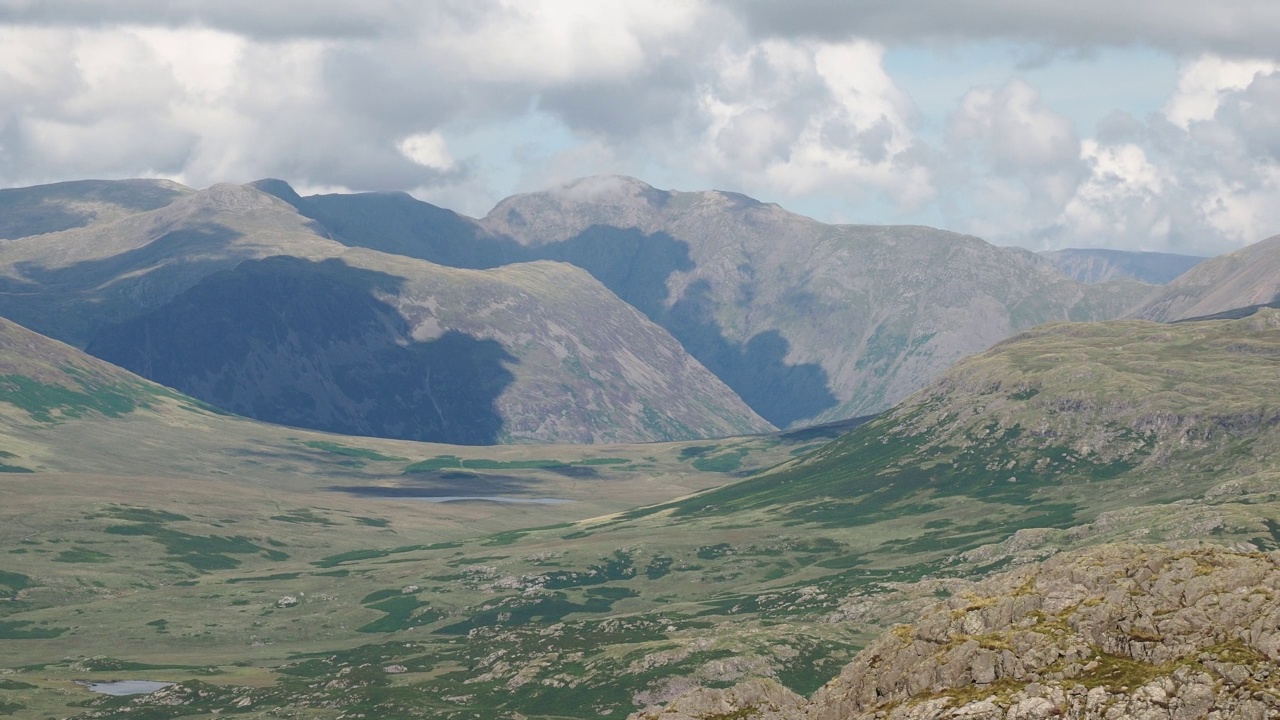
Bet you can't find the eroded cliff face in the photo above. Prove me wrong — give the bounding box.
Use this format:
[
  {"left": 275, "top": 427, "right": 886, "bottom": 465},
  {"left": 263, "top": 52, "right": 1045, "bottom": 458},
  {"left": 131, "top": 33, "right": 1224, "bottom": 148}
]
[{"left": 632, "top": 543, "right": 1280, "bottom": 720}]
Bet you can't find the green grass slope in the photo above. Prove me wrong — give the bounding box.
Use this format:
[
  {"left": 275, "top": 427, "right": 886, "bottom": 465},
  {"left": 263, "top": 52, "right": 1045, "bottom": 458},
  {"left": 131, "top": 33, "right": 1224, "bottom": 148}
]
[{"left": 3, "top": 313, "right": 1277, "bottom": 719}]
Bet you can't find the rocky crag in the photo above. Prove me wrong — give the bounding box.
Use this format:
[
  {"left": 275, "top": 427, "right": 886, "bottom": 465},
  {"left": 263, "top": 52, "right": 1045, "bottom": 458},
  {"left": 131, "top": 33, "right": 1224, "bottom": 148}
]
[{"left": 633, "top": 543, "right": 1280, "bottom": 720}]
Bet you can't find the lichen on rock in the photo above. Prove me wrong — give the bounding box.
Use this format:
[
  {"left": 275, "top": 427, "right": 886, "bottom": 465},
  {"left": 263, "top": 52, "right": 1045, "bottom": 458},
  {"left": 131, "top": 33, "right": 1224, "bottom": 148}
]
[{"left": 631, "top": 543, "right": 1280, "bottom": 720}]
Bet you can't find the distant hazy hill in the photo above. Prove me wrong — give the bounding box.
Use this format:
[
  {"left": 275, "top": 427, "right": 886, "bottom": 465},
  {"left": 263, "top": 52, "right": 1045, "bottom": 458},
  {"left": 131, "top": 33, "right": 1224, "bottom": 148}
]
[
  {"left": 1129, "top": 234, "right": 1280, "bottom": 321},
  {"left": 1039, "top": 247, "right": 1203, "bottom": 284},
  {"left": 258, "top": 176, "right": 1151, "bottom": 428},
  {"left": 0, "top": 182, "right": 769, "bottom": 444}
]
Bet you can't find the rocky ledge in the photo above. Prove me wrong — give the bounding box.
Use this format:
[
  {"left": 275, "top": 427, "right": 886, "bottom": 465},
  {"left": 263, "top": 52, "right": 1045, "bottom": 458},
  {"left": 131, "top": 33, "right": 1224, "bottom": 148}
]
[{"left": 632, "top": 543, "right": 1280, "bottom": 720}]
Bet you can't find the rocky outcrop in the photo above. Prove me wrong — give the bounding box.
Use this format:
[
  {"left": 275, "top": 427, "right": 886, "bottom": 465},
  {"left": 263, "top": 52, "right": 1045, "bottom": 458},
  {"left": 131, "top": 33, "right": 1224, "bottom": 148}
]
[{"left": 632, "top": 544, "right": 1280, "bottom": 720}]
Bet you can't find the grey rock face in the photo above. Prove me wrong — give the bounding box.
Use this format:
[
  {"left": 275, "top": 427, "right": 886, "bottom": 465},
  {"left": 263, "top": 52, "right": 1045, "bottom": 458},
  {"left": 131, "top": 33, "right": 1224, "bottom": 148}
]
[
  {"left": 482, "top": 177, "right": 1150, "bottom": 427},
  {"left": 633, "top": 544, "right": 1280, "bottom": 720},
  {"left": 1129, "top": 234, "right": 1280, "bottom": 321}
]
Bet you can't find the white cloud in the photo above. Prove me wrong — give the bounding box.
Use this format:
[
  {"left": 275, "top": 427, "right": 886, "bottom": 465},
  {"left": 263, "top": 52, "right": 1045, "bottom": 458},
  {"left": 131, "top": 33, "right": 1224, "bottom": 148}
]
[
  {"left": 425, "top": 0, "right": 707, "bottom": 85},
  {"left": 950, "top": 80, "right": 1079, "bottom": 174},
  {"left": 1164, "top": 54, "right": 1278, "bottom": 128},
  {"left": 398, "top": 132, "right": 455, "bottom": 171},
  {"left": 0, "top": 4, "right": 1278, "bottom": 256},
  {"left": 694, "top": 39, "right": 932, "bottom": 208},
  {"left": 1060, "top": 140, "right": 1170, "bottom": 246}
]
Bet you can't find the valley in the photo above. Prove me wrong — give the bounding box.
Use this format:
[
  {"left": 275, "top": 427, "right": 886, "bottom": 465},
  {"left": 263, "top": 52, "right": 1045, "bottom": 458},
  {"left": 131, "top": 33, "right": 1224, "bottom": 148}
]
[
  {"left": 1, "top": 308, "right": 1278, "bottom": 719},
  {"left": 3, "top": 5, "right": 1279, "bottom": 718}
]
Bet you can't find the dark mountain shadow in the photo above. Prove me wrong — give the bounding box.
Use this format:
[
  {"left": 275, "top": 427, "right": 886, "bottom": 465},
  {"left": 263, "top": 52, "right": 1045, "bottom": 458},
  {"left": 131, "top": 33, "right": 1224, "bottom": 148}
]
[
  {"left": 529, "top": 226, "right": 838, "bottom": 426},
  {"left": 86, "top": 256, "right": 517, "bottom": 445},
  {"left": 0, "top": 223, "right": 250, "bottom": 346},
  {"left": 254, "top": 180, "right": 525, "bottom": 269},
  {"left": 253, "top": 181, "right": 839, "bottom": 427},
  {"left": 776, "top": 414, "right": 878, "bottom": 443},
  {"left": 1173, "top": 298, "right": 1280, "bottom": 323},
  {"left": 535, "top": 225, "right": 694, "bottom": 318},
  {"left": 662, "top": 280, "right": 837, "bottom": 427}
]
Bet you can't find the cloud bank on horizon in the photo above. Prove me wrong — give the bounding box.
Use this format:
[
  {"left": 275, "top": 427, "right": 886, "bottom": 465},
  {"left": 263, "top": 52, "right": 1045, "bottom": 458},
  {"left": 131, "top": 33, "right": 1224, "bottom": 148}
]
[{"left": 1, "top": 0, "right": 1278, "bottom": 255}]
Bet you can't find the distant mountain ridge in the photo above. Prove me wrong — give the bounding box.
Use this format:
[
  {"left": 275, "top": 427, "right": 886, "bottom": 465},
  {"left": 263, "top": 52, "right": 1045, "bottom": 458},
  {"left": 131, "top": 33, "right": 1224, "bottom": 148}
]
[
  {"left": 261, "top": 175, "right": 1152, "bottom": 428},
  {"left": 18, "top": 174, "right": 1276, "bottom": 443},
  {"left": 0, "top": 182, "right": 770, "bottom": 444},
  {"left": 1038, "top": 247, "right": 1204, "bottom": 284}
]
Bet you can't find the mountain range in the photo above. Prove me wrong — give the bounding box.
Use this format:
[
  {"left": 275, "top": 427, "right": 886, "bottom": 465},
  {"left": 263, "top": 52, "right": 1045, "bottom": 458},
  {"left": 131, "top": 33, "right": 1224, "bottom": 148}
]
[
  {"left": 0, "top": 182, "right": 767, "bottom": 444},
  {"left": 0, "top": 175, "right": 1186, "bottom": 445},
  {"left": 1129, "top": 233, "right": 1280, "bottom": 321},
  {"left": 260, "top": 175, "right": 1161, "bottom": 426}
]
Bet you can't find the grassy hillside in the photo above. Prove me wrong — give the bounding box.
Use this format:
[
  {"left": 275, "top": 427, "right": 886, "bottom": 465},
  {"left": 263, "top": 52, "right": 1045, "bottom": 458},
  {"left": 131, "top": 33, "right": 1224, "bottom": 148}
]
[{"left": 2, "top": 312, "right": 1277, "bottom": 719}]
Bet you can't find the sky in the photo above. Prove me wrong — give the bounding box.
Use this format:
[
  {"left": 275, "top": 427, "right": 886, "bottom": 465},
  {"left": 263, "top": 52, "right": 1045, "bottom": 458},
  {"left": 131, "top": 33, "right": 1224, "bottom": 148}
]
[{"left": 1, "top": 2, "right": 1279, "bottom": 256}]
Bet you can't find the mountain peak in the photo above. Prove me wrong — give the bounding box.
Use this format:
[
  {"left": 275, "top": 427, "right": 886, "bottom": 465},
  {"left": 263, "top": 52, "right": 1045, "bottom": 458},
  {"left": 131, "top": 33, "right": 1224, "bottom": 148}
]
[
  {"left": 548, "top": 174, "right": 657, "bottom": 200},
  {"left": 177, "top": 182, "right": 295, "bottom": 214},
  {"left": 248, "top": 178, "right": 304, "bottom": 206}
]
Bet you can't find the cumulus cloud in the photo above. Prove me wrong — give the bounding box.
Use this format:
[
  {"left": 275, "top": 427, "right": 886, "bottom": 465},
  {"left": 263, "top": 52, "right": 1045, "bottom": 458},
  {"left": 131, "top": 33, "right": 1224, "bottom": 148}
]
[
  {"left": 1164, "top": 55, "right": 1279, "bottom": 128},
  {"left": 398, "top": 132, "right": 455, "bottom": 171},
  {"left": 693, "top": 40, "right": 933, "bottom": 208},
  {"left": 0, "top": 2, "right": 1278, "bottom": 255},
  {"left": 940, "top": 80, "right": 1084, "bottom": 242},
  {"left": 942, "top": 59, "right": 1280, "bottom": 254}
]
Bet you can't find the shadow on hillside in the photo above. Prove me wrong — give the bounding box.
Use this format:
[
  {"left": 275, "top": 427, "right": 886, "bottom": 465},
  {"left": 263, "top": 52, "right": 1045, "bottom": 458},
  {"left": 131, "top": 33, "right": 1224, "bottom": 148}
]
[
  {"left": 255, "top": 183, "right": 843, "bottom": 427},
  {"left": 1173, "top": 298, "right": 1280, "bottom": 323},
  {"left": 86, "top": 256, "right": 517, "bottom": 445},
  {"left": 0, "top": 179, "right": 188, "bottom": 239},
  {"left": 329, "top": 470, "right": 542, "bottom": 497},
  {"left": 538, "top": 226, "right": 839, "bottom": 427},
  {"left": 0, "top": 223, "right": 252, "bottom": 346}
]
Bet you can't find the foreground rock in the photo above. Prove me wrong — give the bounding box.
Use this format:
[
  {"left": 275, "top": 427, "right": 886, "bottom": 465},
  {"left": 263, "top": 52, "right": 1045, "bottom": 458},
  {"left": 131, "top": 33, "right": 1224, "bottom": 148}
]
[{"left": 632, "top": 543, "right": 1280, "bottom": 720}]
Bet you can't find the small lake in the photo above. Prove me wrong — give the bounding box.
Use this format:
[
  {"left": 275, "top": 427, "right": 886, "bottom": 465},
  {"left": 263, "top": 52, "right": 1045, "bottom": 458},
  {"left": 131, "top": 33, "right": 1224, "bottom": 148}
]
[
  {"left": 413, "top": 496, "right": 573, "bottom": 505},
  {"left": 85, "top": 680, "right": 172, "bottom": 696},
  {"left": 328, "top": 486, "right": 575, "bottom": 504}
]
